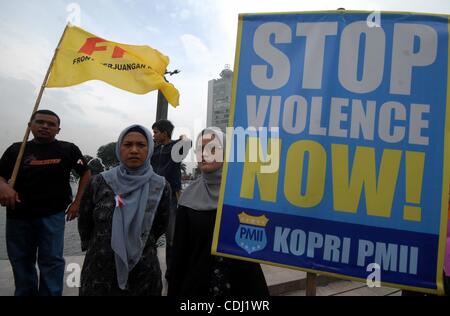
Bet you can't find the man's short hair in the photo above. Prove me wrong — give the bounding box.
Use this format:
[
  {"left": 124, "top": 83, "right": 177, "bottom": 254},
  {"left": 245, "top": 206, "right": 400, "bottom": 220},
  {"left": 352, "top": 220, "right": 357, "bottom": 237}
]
[
  {"left": 152, "top": 120, "right": 174, "bottom": 138},
  {"left": 30, "top": 109, "right": 61, "bottom": 126}
]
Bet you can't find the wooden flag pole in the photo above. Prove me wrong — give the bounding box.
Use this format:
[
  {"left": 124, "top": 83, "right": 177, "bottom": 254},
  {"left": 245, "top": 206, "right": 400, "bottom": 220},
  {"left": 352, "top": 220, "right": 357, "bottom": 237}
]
[
  {"left": 10, "top": 24, "right": 70, "bottom": 188},
  {"left": 306, "top": 272, "right": 317, "bottom": 296}
]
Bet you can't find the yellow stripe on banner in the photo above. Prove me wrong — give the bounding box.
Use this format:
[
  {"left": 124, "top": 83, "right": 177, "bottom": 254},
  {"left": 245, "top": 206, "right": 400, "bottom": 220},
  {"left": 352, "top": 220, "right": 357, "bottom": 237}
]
[
  {"left": 435, "top": 17, "right": 450, "bottom": 296},
  {"left": 211, "top": 15, "right": 244, "bottom": 256}
]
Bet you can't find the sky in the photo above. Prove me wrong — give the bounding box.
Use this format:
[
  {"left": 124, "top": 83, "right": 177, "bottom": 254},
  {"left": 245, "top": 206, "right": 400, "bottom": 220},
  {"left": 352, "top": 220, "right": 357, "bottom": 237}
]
[{"left": 0, "top": 0, "right": 449, "bottom": 171}]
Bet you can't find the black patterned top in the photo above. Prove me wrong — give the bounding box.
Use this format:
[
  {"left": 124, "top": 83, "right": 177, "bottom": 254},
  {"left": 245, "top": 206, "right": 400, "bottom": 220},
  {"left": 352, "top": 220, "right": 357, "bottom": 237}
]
[
  {"left": 168, "top": 205, "right": 269, "bottom": 297},
  {"left": 78, "top": 175, "right": 171, "bottom": 296}
]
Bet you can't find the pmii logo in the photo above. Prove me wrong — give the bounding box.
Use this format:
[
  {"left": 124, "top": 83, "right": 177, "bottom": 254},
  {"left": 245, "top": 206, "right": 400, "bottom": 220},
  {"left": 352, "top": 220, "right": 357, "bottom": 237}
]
[{"left": 235, "top": 212, "right": 269, "bottom": 254}]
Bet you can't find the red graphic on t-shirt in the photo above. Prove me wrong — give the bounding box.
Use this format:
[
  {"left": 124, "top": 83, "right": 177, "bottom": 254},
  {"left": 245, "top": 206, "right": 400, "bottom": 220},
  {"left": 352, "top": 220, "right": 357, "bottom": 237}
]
[{"left": 28, "top": 159, "right": 62, "bottom": 166}]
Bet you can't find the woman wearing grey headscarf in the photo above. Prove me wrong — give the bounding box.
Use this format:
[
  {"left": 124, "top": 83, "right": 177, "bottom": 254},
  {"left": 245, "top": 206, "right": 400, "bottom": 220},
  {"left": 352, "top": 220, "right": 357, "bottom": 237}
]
[
  {"left": 168, "top": 128, "right": 268, "bottom": 297},
  {"left": 78, "top": 125, "right": 171, "bottom": 296}
]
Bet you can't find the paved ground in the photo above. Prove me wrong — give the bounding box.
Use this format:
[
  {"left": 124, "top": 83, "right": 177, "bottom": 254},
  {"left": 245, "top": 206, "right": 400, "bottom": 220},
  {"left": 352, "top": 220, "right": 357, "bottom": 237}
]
[
  {"left": 0, "top": 248, "right": 402, "bottom": 296},
  {"left": 281, "top": 279, "right": 402, "bottom": 296}
]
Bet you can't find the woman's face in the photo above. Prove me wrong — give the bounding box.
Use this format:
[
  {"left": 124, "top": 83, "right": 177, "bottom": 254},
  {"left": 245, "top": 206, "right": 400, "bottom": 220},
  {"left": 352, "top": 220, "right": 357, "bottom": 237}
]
[
  {"left": 120, "top": 132, "right": 149, "bottom": 170},
  {"left": 197, "top": 133, "right": 224, "bottom": 173}
]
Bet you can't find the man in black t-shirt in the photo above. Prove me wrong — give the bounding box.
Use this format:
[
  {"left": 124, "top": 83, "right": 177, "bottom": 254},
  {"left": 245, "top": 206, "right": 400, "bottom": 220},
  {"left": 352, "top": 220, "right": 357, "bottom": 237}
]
[
  {"left": 151, "top": 119, "right": 191, "bottom": 280},
  {"left": 0, "top": 109, "right": 91, "bottom": 296}
]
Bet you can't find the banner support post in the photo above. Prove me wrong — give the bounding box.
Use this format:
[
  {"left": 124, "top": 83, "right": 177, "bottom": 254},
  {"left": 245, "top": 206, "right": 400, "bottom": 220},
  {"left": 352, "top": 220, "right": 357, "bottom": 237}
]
[{"left": 306, "top": 272, "right": 317, "bottom": 296}]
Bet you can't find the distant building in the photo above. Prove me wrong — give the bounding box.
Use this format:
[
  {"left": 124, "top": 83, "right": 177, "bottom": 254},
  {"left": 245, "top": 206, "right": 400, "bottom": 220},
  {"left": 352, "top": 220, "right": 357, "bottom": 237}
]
[{"left": 207, "top": 65, "right": 233, "bottom": 132}]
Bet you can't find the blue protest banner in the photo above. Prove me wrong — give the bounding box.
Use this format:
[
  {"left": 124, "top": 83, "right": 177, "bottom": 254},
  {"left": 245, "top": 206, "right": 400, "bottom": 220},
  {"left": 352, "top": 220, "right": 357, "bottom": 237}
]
[{"left": 212, "top": 11, "right": 450, "bottom": 294}]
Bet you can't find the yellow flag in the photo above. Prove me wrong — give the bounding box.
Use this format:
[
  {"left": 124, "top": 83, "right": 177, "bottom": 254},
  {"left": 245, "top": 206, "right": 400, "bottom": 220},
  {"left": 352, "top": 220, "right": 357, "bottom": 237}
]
[{"left": 46, "top": 25, "right": 179, "bottom": 107}]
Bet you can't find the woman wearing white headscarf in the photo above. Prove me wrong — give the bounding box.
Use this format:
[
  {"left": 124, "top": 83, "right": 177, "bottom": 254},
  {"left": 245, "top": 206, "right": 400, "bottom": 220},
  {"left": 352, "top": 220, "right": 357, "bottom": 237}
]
[
  {"left": 78, "top": 125, "right": 171, "bottom": 296},
  {"left": 168, "top": 128, "right": 269, "bottom": 297}
]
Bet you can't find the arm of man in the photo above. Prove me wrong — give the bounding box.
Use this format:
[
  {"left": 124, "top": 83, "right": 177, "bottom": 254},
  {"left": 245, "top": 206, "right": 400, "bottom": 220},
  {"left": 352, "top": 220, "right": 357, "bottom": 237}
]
[
  {"left": 66, "top": 169, "right": 91, "bottom": 221},
  {"left": 65, "top": 144, "right": 92, "bottom": 221},
  {"left": 0, "top": 145, "right": 21, "bottom": 210},
  {"left": 0, "top": 176, "right": 21, "bottom": 210}
]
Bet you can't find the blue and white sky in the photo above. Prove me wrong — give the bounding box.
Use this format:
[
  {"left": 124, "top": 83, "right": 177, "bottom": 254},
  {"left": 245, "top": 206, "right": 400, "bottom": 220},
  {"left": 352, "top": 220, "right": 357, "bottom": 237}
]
[{"left": 0, "top": 0, "right": 449, "bottom": 167}]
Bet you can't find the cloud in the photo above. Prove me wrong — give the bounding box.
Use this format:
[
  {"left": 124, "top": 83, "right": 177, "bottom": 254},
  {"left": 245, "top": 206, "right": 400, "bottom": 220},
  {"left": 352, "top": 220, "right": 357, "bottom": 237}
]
[
  {"left": 180, "top": 34, "right": 213, "bottom": 67},
  {"left": 122, "top": 0, "right": 136, "bottom": 7},
  {"left": 0, "top": 76, "right": 37, "bottom": 152},
  {"left": 145, "top": 25, "right": 159, "bottom": 34},
  {"left": 0, "top": 21, "right": 54, "bottom": 87},
  {"left": 170, "top": 8, "right": 191, "bottom": 21}
]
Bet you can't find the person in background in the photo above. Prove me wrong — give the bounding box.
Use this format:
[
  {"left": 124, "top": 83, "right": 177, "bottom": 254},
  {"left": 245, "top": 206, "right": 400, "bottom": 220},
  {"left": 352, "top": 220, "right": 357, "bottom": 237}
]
[
  {"left": 0, "top": 109, "right": 91, "bottom": 296},
  {"left": 78, "top": 125, "right": 171, "bottom": 296},
  {"left": 168, "top": 127, "right": 269, "bottom": 297},
  {"left": 151, "top": 119, "right": 191, "bottom": 280}
]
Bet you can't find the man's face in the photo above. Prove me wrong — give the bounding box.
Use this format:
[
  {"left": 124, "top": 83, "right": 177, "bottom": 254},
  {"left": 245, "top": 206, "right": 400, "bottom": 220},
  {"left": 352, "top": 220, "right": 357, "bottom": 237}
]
[
  {"left": 152, "top": 128, "right": 166, "bottom": 145},
  {"left": 29, "top": 113, "right": 60, "bottom": 143}
]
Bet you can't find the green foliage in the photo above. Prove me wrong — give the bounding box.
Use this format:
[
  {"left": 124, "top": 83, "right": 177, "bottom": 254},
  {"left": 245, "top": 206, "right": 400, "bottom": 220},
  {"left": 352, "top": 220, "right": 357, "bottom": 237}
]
[
  {"left": 97, "top": 142, "right": 119, "bottom": 170},
  {"left": 88, "top": 158, "right": 105, "bottom": 175}
]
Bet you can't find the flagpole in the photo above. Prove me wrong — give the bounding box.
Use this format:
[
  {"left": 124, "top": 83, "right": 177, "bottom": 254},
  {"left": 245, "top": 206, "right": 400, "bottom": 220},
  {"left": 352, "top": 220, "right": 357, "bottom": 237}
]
[
  {"left": 156, "top": 69, "right": 180, "bottom": 121},
  {"left": 10, "top": 23, "right": 70, "bottom": 188}
]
